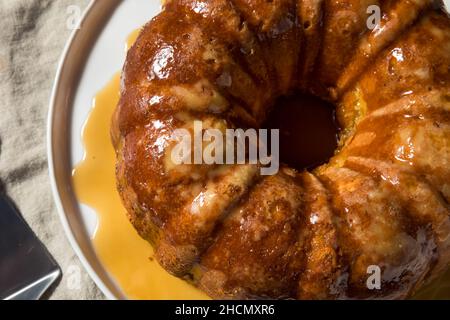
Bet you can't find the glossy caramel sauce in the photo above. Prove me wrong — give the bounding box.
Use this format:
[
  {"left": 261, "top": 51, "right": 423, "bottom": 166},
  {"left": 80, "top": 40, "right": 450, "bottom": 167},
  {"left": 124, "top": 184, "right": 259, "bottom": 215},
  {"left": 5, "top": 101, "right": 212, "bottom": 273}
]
[
  {"left": 72, "top": 30, "right": 208, "bottom": 300},
  {"left": 264, "top": 93, "right": 339, "bottom": 171},
  {"left": 71, "top": 28, "right": 450, "bottom": 300}
]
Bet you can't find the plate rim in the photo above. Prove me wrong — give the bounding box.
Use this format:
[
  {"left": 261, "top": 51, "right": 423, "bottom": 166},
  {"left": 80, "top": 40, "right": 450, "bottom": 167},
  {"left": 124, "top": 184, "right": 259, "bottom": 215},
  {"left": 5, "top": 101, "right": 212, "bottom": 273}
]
[{"left": 47, "top": 0, "right": 124, "bottom": 300}]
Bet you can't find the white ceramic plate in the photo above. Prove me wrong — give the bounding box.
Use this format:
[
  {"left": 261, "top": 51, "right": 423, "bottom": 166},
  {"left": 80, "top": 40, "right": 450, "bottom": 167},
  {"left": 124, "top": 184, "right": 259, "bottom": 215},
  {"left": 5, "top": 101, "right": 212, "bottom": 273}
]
[
  {"left": 48, "top": 0, "right": 161, "bottom": 300},
  {"left": 48, "top": 0, "right": 450, "bottom": 300}
]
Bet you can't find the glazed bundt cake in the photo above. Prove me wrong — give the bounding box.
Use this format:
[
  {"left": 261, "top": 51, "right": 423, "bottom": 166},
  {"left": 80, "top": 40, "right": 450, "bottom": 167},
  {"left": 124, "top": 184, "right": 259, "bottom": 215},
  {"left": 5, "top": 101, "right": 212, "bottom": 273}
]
[{"left": 111, "top": 0, "right": 450, "bottom": 299}]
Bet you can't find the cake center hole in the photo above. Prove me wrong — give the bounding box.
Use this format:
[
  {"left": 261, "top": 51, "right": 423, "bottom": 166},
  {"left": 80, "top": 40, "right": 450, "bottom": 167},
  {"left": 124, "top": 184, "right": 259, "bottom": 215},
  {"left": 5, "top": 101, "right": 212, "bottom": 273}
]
[{"left": 264, "top": 92, "right": 340, "bottom": 171}]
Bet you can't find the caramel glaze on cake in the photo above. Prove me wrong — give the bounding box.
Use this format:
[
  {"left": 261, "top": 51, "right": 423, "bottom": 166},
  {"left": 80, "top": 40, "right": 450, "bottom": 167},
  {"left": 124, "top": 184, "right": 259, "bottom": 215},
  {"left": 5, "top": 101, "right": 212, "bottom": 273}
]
[{"left": 111, "top": 0, "right": 450, "bottom": 299}]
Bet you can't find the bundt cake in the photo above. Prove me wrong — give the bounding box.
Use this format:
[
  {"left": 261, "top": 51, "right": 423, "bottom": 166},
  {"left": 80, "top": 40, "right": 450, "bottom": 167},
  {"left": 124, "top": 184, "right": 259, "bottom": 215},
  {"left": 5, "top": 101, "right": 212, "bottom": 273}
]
[{"left": 111, "top": 0, "right": 450, "bottom": 299}]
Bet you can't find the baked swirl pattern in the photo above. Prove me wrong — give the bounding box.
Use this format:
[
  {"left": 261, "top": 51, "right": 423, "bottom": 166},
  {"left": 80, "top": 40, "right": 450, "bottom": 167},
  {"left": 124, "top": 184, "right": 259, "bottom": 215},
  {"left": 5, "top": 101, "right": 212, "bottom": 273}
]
[{"left": 111, "top": 0, "right": 450, "bottom": 299}]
